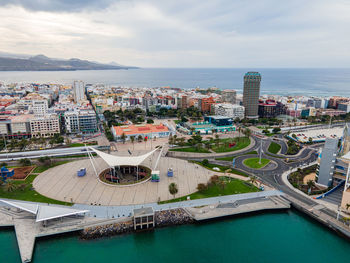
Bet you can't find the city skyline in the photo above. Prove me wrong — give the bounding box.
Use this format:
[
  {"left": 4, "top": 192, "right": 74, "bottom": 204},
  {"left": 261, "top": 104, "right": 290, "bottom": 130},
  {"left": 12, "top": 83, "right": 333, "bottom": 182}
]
[{"left": 0, "top": 0, "right": 350, "bottom": 68}]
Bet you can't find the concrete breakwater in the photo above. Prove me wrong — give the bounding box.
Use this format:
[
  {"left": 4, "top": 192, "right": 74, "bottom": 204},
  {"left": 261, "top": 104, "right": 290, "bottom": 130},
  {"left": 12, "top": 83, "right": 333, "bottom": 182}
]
[{"left": 80, "top": 208, "right": 193, "bottom": 239}]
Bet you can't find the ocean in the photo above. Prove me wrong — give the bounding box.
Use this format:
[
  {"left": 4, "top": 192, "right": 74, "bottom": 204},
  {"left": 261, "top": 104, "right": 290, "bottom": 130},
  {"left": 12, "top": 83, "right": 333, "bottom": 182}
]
[
  {"left": 1, "top": 210, "right": 350, "bottom": 263},
  {"left": 0, "top": 68, "right": 349, "bottom": 97}
]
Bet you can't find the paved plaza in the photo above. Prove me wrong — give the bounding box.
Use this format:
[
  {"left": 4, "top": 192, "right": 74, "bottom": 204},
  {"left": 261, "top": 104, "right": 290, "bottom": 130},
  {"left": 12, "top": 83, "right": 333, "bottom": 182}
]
[{"left": 33, "top": 150, "right": 220, "bottom": 206}]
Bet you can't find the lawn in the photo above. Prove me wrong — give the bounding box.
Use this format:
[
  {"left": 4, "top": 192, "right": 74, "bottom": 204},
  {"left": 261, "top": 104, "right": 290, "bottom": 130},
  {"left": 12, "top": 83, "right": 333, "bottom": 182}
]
[
  {"left": 268, "top": 142, "right": 281, "bottom": 154},
  {"left": 169, "top": 147, "right": 211, "bottom": 153},
  {"left": 160, "top": 176, "right": 259, "bottom": 204},
  {"left": 193, "top": 161, "right": 249, "bottom": 177},
  {"left": 32, "top": 161, "right": 70, "bottom": 173},
  {"left": 211, "top": 137, "right": 250, "bottom": 153},
  {"left": 68, "top": 142, "right": 97, "bottom": 147},
  {"left": 0, "top": 174, "right": 70, "bottom": 205},
  {"left": 215, "top": 151, "right": 258, "bottom": 161},
  {"left": 0, "top": 161, "right": 73, "bottom": 205},
  {"left": 243, "top": 158, "right": 270, "bottom": 169}
]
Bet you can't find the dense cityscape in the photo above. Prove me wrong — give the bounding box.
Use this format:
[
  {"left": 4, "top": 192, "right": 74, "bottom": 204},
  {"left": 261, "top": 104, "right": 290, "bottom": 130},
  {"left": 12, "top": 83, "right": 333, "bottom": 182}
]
[
  {"left": 1, "top": 0, "right": 350, "bottom": 262},
  {"left": 0, "top": 71, "right": 350, "bottom": 262}
]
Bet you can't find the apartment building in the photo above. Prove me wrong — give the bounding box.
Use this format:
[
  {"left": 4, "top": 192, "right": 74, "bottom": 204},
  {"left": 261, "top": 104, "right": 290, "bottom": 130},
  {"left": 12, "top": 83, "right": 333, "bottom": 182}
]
[
  {"left": 30, "top": 114, "right": 60, "bottom": 138},
  {"left": 64, "top": 109, "right": 97, "bottom": 134},
  {"left": 212, "top": 103, "right": 245, "bottom": 120}
]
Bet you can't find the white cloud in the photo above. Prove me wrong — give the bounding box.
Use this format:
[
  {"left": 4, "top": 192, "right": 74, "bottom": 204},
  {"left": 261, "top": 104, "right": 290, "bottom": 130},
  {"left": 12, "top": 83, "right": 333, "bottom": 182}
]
[{"left": 0, "top": 0, "right": 350, "bottom": 67}]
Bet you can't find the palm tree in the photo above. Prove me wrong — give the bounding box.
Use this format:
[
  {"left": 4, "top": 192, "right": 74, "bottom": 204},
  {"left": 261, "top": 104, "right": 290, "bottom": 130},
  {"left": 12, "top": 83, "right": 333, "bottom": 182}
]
[
  {"left": 168, "top": 182, "right": 178, "bottom": 199},
  {"left": 244, "top": 128, "right": 251, "bottom": 138},
  {"left": 3, "top": 180, "right": 17, "bottom": 192},
  {"left": 144, "top": 136, "right": 148, "bottom": 149},
  {"left": 249, "top": 176, "right": 257, "bottom": 185},
  {"left": 307, "top": 180, "right": 315, "bottom": 194},
  {"left": 130, "top": 136, "right": 135, "bottom": 150},
  {"left": 238, "top": 126, "right": 241, "bottom": 141},
  {"left": 121, "top": 133, "right": 126, "bottom": 144},
  {"left": 346, "top": 203, "right": 350, "bottom": 210}
]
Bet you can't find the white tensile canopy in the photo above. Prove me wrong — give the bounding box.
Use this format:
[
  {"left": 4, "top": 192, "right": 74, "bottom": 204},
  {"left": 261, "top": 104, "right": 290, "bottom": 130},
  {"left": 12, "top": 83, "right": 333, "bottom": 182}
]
[
  {"left": 0, "top": 200, "right": 89, "bottom": 222},
  {"left": 88, "top": 147, "right": 158, "bottom": 167}
]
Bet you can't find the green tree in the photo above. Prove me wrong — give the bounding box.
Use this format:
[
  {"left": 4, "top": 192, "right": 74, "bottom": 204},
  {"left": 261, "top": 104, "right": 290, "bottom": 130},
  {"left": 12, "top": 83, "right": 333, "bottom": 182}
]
[
  {"left": 168, "top": 182, "right": 178, "bottom": 198},
  {"left": 121, "top": 133, "right": 126, "bottom": 144},
  {"left": 19, "top": 158, "right": 31, "bottom": 167},
  {"left": 244, "top": 128, "right": 251, "bottom": 138},
  {"left": 146, "top": 119, "right": 154, "bottom": 124},
  {"left": 3, "top": 180, "right": 17, "bottom": 192},
  {"left": 130, "top": 136, "right": 135, "bottom": 150},
  {"left": 307, "top": 180, "right": 315, "bottom": 193},
  {"left": 38, "top": 156, "right": 51, "bottom": 167},
  {"left": 197, "top": 183, "right": 207, "bottom": 192},
  {"left": 272, "top": 127, "right": 281, "bottom": 134},
  {"left": 202, "top": 159, "right": 209, "bottom": 166}
]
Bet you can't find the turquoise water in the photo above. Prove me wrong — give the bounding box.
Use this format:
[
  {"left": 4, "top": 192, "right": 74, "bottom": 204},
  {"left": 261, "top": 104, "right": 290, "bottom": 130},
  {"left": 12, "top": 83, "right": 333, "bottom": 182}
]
[{"left": 1, "top": 210, "right": 349, "bottom": 263}]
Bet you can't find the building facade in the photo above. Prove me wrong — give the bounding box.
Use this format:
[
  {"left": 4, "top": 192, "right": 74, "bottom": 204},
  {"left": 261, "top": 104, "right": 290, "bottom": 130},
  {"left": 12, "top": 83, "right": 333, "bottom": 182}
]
[
  {"left": 221, "top": 90, "right": 237, "bottom": 104},
  {"left": 31, "top": 100, "right": 48, "bottom": 116},
  {"left": 30, "top": 114, "right": 60, "bottom": 138},
  {"left": 64, "top": 110, "right": 98, "bottom": 134},
  {"left": 258, "top": 99, "right": 286, "bottom": 118},
  {"left": 112, "top": 124, "right": 170, "bottom": 141},
  {"left": 212, "top": 103, "right": 245, "bottom": 120},
  {"left": 316, "top": 138, "right": 339, "bottom": 187},
  {"left": 243, "top": 72, "right": 261, "bottom": 119},
  {"left": 73, "top": 81, "right": 85, "bottom": 103}
]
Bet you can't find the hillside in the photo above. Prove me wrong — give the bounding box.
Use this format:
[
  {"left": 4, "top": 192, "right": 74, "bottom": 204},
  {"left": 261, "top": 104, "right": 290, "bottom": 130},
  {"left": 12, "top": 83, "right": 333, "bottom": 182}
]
[{"left": 0, "top": 54, "right": 136, "bottom": 71}]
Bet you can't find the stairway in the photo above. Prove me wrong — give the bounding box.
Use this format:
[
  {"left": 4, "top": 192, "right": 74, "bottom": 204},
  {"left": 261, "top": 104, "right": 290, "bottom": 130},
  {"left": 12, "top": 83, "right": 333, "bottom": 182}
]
[{"left": 323, "top": 185, "right": 344, "bottom": 205}]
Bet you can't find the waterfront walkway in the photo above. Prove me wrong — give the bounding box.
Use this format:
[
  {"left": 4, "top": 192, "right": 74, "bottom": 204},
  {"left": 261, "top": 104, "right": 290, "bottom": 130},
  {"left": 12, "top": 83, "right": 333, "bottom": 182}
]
[
  {"left": 0, "top": 190, "right": 283, "bottom": 262},
  {"left": 73, "top": 190, "right": 283, "bottom": 218}
]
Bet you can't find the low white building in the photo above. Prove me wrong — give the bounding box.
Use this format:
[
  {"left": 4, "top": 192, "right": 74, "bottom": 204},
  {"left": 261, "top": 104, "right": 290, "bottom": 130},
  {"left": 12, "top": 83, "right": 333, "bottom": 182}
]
[
  {"left": 31, "top": 100, "right": 48, "bottom": 116},
  {"left": 212, "top": 103, "right": 245, "bottom": 120}
]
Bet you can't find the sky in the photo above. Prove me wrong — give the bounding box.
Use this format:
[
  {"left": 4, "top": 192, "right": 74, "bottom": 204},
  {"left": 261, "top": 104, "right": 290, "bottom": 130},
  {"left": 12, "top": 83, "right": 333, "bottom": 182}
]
[{"left": 0, "top": 0, "right": 350, "bottom": 68}]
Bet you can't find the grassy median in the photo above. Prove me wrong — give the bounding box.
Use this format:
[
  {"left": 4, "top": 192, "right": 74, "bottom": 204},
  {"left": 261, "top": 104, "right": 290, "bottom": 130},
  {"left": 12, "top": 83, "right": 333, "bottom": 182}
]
[{"left": 243, "top": 158, "right": 270, "bottom": 169}]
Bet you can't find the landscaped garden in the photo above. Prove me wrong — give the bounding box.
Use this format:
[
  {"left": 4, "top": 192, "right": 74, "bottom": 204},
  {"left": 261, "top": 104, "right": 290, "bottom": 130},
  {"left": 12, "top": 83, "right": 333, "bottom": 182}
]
[
  {"left": 288, "top": 164, "right": 328, "bottom": 195},
  {"left": 268, "top": 142, "right": 281, "bottom": 154},
  {"left": 169, "top": 134, "right": 251, "bottom": 154},
  {"left": 243, "top": 158, "right": 270, "bottom": 169},
  {"left": 0, "top": 159, "right": 72, "bottom": 205},
  {"left": 160, "top": 175, "right": 259, "bottom": 204},
  {"left": 192, "top": 160, "right": 249, "bottom": 177}
]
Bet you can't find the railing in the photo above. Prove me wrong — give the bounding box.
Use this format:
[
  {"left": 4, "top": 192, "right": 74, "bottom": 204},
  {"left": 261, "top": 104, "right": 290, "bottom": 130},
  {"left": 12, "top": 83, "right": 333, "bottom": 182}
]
[{"left": 315, "top": 180, "right": 345, "bottom": 199}]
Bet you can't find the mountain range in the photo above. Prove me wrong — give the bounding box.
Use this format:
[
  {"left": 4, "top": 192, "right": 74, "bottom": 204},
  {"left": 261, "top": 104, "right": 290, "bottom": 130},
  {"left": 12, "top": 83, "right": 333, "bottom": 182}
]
[{"left": 0, "top": 53, "right": 136, "bottom": 71}]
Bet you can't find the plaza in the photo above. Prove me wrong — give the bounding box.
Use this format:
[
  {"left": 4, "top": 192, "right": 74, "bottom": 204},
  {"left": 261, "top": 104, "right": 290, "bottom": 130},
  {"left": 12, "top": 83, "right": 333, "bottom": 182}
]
[{"left": 33, "top": 150, "right": 217, "bottom": 206}]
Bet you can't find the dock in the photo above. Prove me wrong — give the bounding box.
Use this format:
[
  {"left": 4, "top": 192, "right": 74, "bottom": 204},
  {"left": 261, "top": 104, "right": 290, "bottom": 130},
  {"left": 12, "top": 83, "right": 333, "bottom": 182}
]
[
  {"left": 0, "top": 205, "right": 127, "bottom": 263},
  {"left": 186, "top": 195, "right": 290, "bottom": 221}
]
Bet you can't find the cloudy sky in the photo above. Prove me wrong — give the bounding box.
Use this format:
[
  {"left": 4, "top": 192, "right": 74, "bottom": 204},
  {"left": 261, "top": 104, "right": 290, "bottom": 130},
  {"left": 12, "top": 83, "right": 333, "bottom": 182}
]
[{"left": 0, "top": 0, "right": 349, "bottom": 67}]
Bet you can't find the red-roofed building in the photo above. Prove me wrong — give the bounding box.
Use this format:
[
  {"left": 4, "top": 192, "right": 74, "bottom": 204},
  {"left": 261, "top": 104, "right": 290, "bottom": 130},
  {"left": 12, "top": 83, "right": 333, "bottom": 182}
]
[{"left": 112, "top": 123, "right": 171, "bottom": 141}]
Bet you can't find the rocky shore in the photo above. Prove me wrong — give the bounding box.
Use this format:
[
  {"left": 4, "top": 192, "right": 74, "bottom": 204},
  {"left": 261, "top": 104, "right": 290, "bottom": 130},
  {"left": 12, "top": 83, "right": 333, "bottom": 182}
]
[
  {"left": 155, "top": 208, "right": 194, "bottom": 227},
  {"left": 80, "top": 221, "right": 134, "bottom": 240},
  {"left": 80, "top": 208, "right": 194, "bottom": 239}
]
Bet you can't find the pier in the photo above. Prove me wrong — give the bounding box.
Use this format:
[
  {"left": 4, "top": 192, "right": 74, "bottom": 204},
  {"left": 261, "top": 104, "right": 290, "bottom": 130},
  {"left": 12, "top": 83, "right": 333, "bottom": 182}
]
[
  {"left": 0, "top": 201, "right": 127, "bottom": 263},
  {"left": 186, "top": 195, "right": 290, "bottom": 221}
]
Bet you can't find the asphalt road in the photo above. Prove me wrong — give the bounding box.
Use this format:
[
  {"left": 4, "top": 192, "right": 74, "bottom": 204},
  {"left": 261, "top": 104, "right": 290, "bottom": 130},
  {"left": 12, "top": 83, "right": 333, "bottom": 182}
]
[{"left": 0, "top": 146, "right": 96, "bottom": 161}]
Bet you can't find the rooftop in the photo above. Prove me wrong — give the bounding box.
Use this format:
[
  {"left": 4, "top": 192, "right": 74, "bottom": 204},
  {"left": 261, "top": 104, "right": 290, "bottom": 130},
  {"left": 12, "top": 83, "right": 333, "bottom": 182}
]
[
  {"left": 133, "top": 207, "right": 154, "bottom": 216},
  {"left": 113, "top": 123, "right": 169, "bottom": 136}
]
